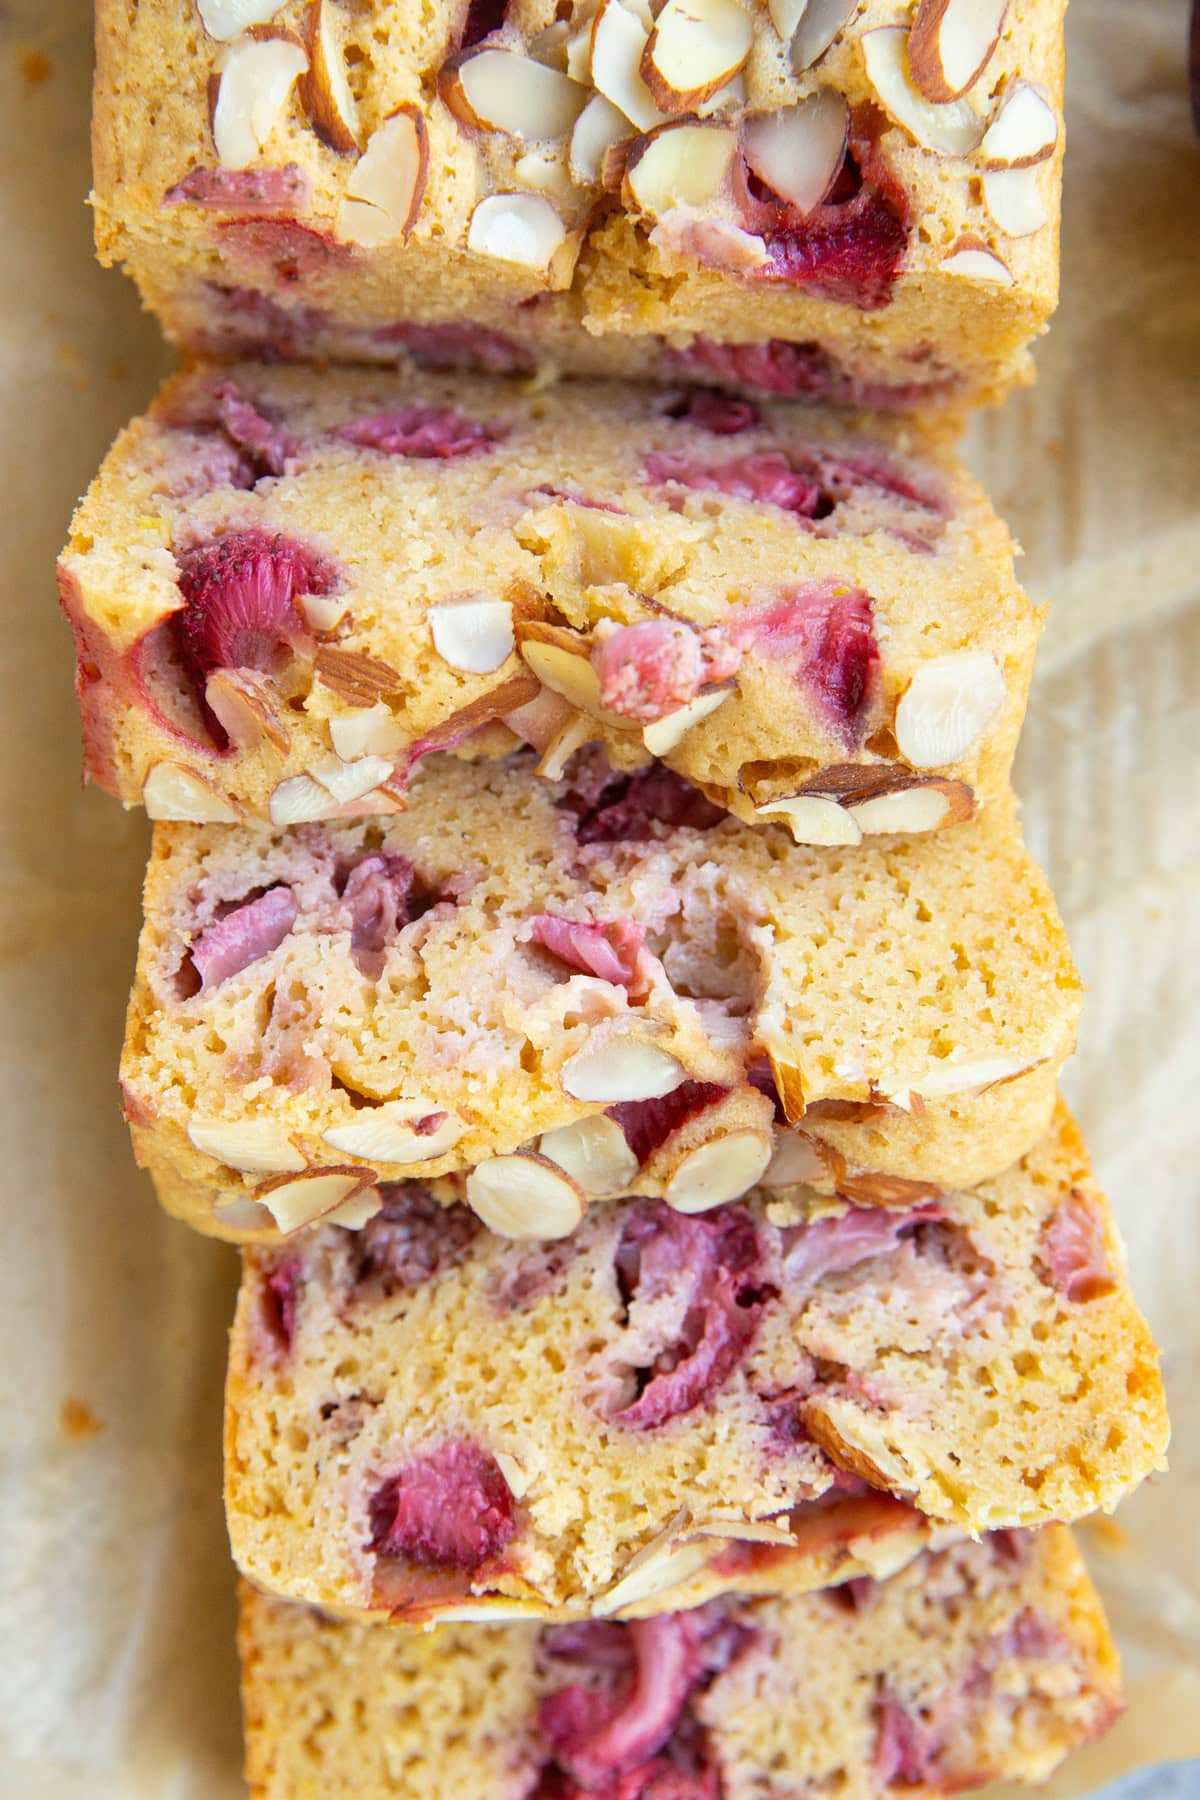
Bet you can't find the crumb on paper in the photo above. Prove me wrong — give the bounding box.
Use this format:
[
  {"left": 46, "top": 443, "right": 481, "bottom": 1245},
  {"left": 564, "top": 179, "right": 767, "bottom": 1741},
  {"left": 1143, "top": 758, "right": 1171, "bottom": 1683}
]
[
  {"left": 19, "top": 49, "right": 52, "bottom": 88},
  {"left": 60, "top": 1397, "right": 103, "bottom": 1441},
  {"left": 1081, "top": 1515, "right": 1132, "bottom": 1556}
]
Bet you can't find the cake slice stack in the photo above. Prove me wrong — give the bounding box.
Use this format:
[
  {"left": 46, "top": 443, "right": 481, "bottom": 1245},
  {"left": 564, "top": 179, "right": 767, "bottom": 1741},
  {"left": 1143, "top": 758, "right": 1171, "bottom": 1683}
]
[{"left": 59, "top": 0, "right": 1170, "bottom": 1792}]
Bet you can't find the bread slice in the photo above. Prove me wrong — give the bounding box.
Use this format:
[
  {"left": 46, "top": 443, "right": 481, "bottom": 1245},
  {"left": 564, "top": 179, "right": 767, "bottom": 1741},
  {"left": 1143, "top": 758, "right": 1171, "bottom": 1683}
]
[
  {"left": 121, "top": 756, "right": 1080, "bottom": 1240},
  {"left": 223, "top": 1104, "right": 1166, "bottom": 1622},
  {"left": 238, "top": 1528, "right": 1121, "bottom": 1800}
]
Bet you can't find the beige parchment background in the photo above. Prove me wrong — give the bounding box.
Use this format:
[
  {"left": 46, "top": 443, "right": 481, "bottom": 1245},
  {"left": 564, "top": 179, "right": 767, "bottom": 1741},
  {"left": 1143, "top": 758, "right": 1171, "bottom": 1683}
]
[{"left": 0, "top": 1, "right": 1196, "bottom": 1794}]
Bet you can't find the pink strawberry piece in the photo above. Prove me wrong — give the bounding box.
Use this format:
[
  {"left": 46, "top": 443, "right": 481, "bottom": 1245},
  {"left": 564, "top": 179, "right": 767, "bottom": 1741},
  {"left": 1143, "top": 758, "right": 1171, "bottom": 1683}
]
[
  {"left": 731, "top": 585, "right": 879, "bottom": 749},
  {"left": 609, "top": 1203, "right": 769, "bottom": 1429},
  {"left": 216, "top": 217, "right": 351, "bottom": 282},
  {"left": 609, "top": 1081, "right": 728, "bottom": 1166},
  {"left": 164, "top": 164, "right": 310, "bottom": 210},
  {"left": 261, "top": 1256, "right": 303, "bottom": 1355},
  {"left": 593, "top": 618, "right": 742, "bottom": 724},
  {"left": 990, "top": 1607, "right": 1071, "bottom": 1664},
  {"left": 351, "top": 1184, "right": 480, "bottom": 1294},
  {"left": 781, "top": 1201, "right": 946, "bottom": 1287},
  {"left": 340, "top": 853, "right": 417, "bottom": 978},
  {"left": 381, "top": 319, "right": 534, "bottom": 374},
  {"left": 531, "top": 914, "right": 653, "bottom": 998},
  {"left": 874, "top": 1695, "right": 931, "bottom": 1786},
  {"left": 745, "top": 1058, "right": 785, "bottom": 1121},
  {"left": 665, "top": 390, "right": 761, "bottom": 434},
  {"left": 1039, "top": 1194, "right": 1116, "bottom": 1302},
  {"left": 209, "top": 380, "right": 295, "bottom": 478},
  {"left": 337, "top": 404, "right": 505, "bottom": 459},
  {"left": 666, "top": 337, "right": 951, "bottom": 410},
  {"left": 567, "top": 765, "right": 725, "bottom": 844},
  {"left": 646, "top": 450, "right": 823, "bottom": 519},
  {"left": 172, "top": 529, "right": 337, "bottom": 676},
  {"left": 540, "top": 1616, "right": 705, "bottom": 1788},
  {"left": 367, "top": 1441, "right": 518, "bottom": 1569},
  {"left": 188, "top": 886, "right": 297, "bottom": 990}
]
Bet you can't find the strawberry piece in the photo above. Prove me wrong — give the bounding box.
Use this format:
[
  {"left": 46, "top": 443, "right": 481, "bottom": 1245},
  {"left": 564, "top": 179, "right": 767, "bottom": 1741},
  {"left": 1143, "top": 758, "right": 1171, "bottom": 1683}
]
[
  {"left": 531, "top": 914, "right": 653, "bottom": 998},
  {"left": 260, "top": 1256, "right": 303, "bottom": 1356},
  {"left": 564, "top": 764, "right": 725, "bottom": 844},
  {"left": 663, "top": 390, "right": 762, "bottom": 434},
  {"left": 646, "top": 450, "right": 824, "bottom": 518},
  {"left": 337, "top": 404, "right": 504, "bottom": 459},
  {"left": 215, "top": 217, "right": 351, "bottom": 282},
  {"left": 609, "top": 1082, "right": 728, "bottom": 1166},
  {"left": 367, "top": 1442, "right": 518, "bottom": 1569},
  {"left": 164, "top": 165, "right": 310, "bottom": 210},
  {"left": 460, "top": 0, "right": 508, "bottom": 48},
  {"left": 1039, "top": 1194, "right": 1116, "bottom": 1302},
  {"left": 188, "top": 885, "right": 297, "bottom": 990},
  {"left": 340, "top": 853, "right": 417, "bottom": 979},
  {"left": 380, "top": 319, "right": 534, "bottom": 374},
  {"left": 350, "top": 1185, "right": 480, "bottom": 1295},
  {"left": 172, "top": 528, "right": 337, "bottom": 676},
  {"left": 731, "top": 585, "right": 879, "bottom": 749},
  {"left": 540, "top": 1616, "right": 706, "bottom": 1788},
  {"left": 666, "top": 337, "right": 953, "bottom": 409},
  {"left": 593, "top": 618, "right": 742, "bottom": 724}
]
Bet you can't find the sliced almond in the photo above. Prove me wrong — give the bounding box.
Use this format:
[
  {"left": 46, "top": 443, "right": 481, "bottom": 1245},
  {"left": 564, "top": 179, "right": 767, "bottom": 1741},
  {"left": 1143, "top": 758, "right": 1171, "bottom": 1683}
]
[
  {"left": 978, "top": 81, "right": 1057, "bottom": 168},
  {"left": 908, "top": 0, "right": 1008, "bottom": 104},
  {"left": 741, "top": 90, "right": 849, "bottom": 213},
  {"left": 566, "top": 21, "right": 594, "bottom": 82},
  {"left": 893, "top": 652, "right": 1005, "bottom": 768},
  {"left": 299, "top": 0, "right": 360, "bottom": 153},
  {"left": 982, "top": 164, "right": 1047, "bottom": 237},
  {"left": 642, "top": 0, "right": 754, "bottom": 112},
  {"left": 847, "top": 779, "right": 973, "bottom": 836},
  {"left": 595, "top": 1524, "right": 716, "bottom": 1615},
  {"left": 212, "top": 34, "right": 308, "bottom": 170},
  {"left": 861, "top": 26, "right": 983, "bottom": 157},
  {"left": 440, "top": 49, "right": 589, "bottom": 140},
  {"left": 539, "top": 1113, "right": 640, "bottom": 1195},
  {"left": 642, "top": 682, "right": 733, "bottom": 756},
  {"left": 198, "top": 0, "right": 284, "bottom": 43},
  {"left": 571, "top": 92, "right": 631, "bottom": 184},
  {"left": 429, "top": 598, "right": 515, "bottom": 674},
  {"left": 337, "top": 105, "right": 428, "bottom": 246},
  {"left": 143, "top": 761, "right": 242, "bottom": 823},
  {"left": 306, "top": 751, "right": 392, "bottom": 804},
  {"left": 268, "top": 772, "right": 341, "bottom": 823},
  {"left": 536, "top": 710, "right": 597, "bottom": 781},
  {"left": 254, "top": 1166, "right": 378, "bottom": 1234},
  {"left": 324, "top": 1101, "right": 466, "bottom": 1163},
  {"left": 561, "top": 1036, "right": 685, "bottom": 1103},
  {"left": 297, "top": 590, "right": 348, "bottom": 632},
  {"left": 879, "top": 1053, "right": 1033, "bottom": 1109},
  {"left": 466, "top": 1152, "right": 587, "bottom": 1239},
  {"left": 665, "top": 1128, "right": 773, "bottom": 1213},
  {"left": 624, "top": 122, "right": 737, "bottom": 215},
  {"left": 590, "top": 0, "right": 672, "bottom": 133},
  {"left": 513, "top": 149, "right": 575, "bottom": 201},
  {"left": 767, "top": 0, "right": 806, "bottom": 40},
  {"left": 187, "top": 1117, "right": 306, "bottom": 1174},
  {"left": 325, "top": 1187, "right": 385, "bottom": 1228},
  {"left": 838, "top": 1169, "right": 944, "bottom": 1209},
  {"left": 212, "top": 1196, "right": 275, "bottom": 1233},
  {"left": 329, "top": 703, "right": 408, "bottom": 762},
  {"left": 762, "top": 1128, "right": 826, "bottom": 1188},
  {"left": 755, "top": 793, "right": 862, "bottom": 846},
  {"left": 467, "top": 192, "right": 568, "bottom": 270},
  {"left": 519, "top": 632, "right": 612, "bottom": 721},
  {"left": 790, "top": 0, "right": 856, "bottom": 70},
  {"left": 767, "top": 1053, "right": 806, "bottom": 1123},
  {"left": 205, "top": 668, "right": 289, "bottom": 754},
  {"left": 940, "top": 237, "right": 1013, "bottom": 283},
  {"left": 315, "top": 646, "right": 404, "bottom": 708}
]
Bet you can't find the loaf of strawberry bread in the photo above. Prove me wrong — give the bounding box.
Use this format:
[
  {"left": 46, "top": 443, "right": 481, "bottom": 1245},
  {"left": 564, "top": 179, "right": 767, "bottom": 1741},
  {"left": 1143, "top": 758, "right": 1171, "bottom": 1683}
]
[
  {"left": 92, "top": 1, "right": 1065, "bottom": 410},
  {"left": 59, "top": 362, "right": 1039, "bottom": 831},
  {"left": 223, "top": 1104, "right": 1167, "bottom": 1622},
  {"left": 239, "top": 1529, "right": 1121, "bottom": 1799},
  {"left": 120, "top": 754, "right": 1080, "bottom": 1241}
]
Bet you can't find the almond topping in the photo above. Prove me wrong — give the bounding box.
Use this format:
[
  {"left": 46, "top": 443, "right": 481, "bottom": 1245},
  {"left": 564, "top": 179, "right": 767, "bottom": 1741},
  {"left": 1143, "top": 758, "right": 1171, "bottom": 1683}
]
[
  {"left": 846, "top": 782, "right": 964, "bottom": 835},
  {"left": 539, "top": 1113, "right": 640, "bottom": 1195},
  {"left": 789, "top": 0, "right": 856, "bottom": 71},
  {"left": 741, "top": 90, "right": 849, "bottom": 214},
  {"left": 212, "top": 1196, "right": 276, "bottom": 1234},
  {"left": 467, "top": 192, "right": 568, "bottom": 270},
  {"left": 561, "top": 1036, "right": 686, "bottom": 1103},
  {"left": 908, "top": 0, "right": 1009, "bottom": 104},
  {"left": 596, "top": 1531, "right": 715, "bottom": 1616},
  {"left": 324, "top": 1102, "right": 467, "bottom": 1164},
  {"left": 197, "top": 0, "right": 284, "bottom": 43},
  {"left": 879, "top": 1053, "right": 1033, "bottom": 1109},
  {"left": 590, "top": 0, "right": 672, "bottom": 132},
  {"left": 978, "top": 81, "right": 1058, "bottom": 169},
  {"left": 755, "top": 793, "right": 862, "bottom": 846},
  {"left": 518, "top": 630, "right": 622, "bottom": 724},
  {"left": 536, "top": 710, "right": 598, "bottom": 781},
  {"left": 329, "top": 703, "right": 408, "bottom": 762},
  {"left": 212, "top": 33, "right": 308, "bottom": 170},
  {"left": 664, "top": 1128, "right": 773, "bottom": 1213},
  {"left": 982, "top": 164, "right": 1048, "bottom": 236},
  {"left": 861, "top": 26, "right": 983, "bottom": 157},
  {"left": 940, "top": 237, "right": 1013, "bottom": 283},
  {"left": 254, "top": 1166, "right": 379, "bottom": 1234},
  {"left": 299, "top": 0, "right": 360, "bottom": 153},
  {"left": 624, "top": 121, "right": 737, "bottom": 215},
  {"left": 267, "top": 773, "right": 341, "bottom": 824},
  {"left": 205, "top": 667, "right": 289, "bottom": 754},
  {"left": 441, "top": 48, "right": 589, "bottom": 140},
  {"left": 308, "top": 752, "right": 395, "bottom": 804},
  {"left": 466, "top": 1152, "right": 587, "bottom": 1239},
  {"left": 571, "top": 92, "right": 631, "bottom": 184},
  {"left": 315, "top": 646, "right": 404, "bottom": 707},
  {"left": 642, "top": 0, "right": 754, "bottom": 113},
  {"left": 142, "top": 762, "right": 242, "bottom": 823},
  {"left": 762, "top": 1128, "right": 827, "bottom": 1188},
  {"left": 337, "top": 105, "right": 428, "bottom": 246},
  {"left": 187, "top": 1117, "right": 306, "bottom": 1174},
  {"left": 893, "top": 652, "right": 1005, "bottom": 768},
  {"left": 429, "top": 598, "right": 516, "bottom": 674},
  {"left": 642, "top": 682, "right": 734, "bottom": 756}
]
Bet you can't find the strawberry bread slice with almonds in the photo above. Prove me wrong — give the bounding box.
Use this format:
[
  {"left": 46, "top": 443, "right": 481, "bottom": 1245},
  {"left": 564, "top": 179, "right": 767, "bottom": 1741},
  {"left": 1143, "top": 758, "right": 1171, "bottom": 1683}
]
[
  {"left": 238, "top": 1530, "right": 1122, "bottom": 1799},
  {"left": 93, "top": 0, "right": 1064, "bottom": 411},
  {"left": 120, "top": 753, "right": 1080, "bottom": 1242},
  {"left": 58, "top": 362, "right": 1040, "bottom": 833},
  {"left": 223, "top": 1104, "right": 1167, "bottom": 1622}
]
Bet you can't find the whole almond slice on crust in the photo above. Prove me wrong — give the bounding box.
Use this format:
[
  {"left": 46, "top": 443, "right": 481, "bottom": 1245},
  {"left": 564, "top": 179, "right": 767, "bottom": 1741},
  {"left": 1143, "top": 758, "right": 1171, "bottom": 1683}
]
[
  {"left": 561, "top": 1035, "right": 686, "bottom": 1103},
  {"left": 143, "top": 762, "right": 242, "bottom": 823},
  {"left": 978, "top": 80, "right": 1058, "bottom": 168},
  {"left": 941, "top": 236, "right": 1013, "bottom": 283},
  {"left": 642, "top": 682, "right": 733, "bottom": 755},
  {"left": 741, "top": 91, "right": 849, "bottom": 214},
  {"left": 188, "top": 1116, "right": 307, "bottom": 1174},
  {"left": 591, "top": 0, "right": 672, "bottom": 132},
  {"left": 862, "top": 26, "right": 983, "bottom": 157},
  {"left": 893, "top": 652, "right": 1005, "bottom": 767},
  {"left": 664, "top": 1128, "right": 773, "bottom": 1213},
  {"left": 254, "top": 1165, "right": 379, "bottom": 1234},
  {"left": 440, "top": 48, "right": 589, "bottom": 140},
  {"left": 466, "top": 1152, "right": 587, "bottom": 1238},
  {"left": 337, "top": 105, "right": 428, "bottom": 245},
  {"left": 299, "top": 0, "right": 360, "bottom": 153},
  {"left": 212, "top": 33, "right": 308, "bottom": 170},
  {"left": 982, "top": 164, "right": 1048, "bottom": 237},
  {"left": 467, "top": 192, "right": 568, "bottom": 271},
  {"left": 790, "top": 0, "right": 856, "bottom": 71},
  {"left": 324, "top": 1101, "right": 466, "bottom": 1164},
  {"left": 907, "top": 0, "right": 1009, "bottom": 104},
  {"left": 642, "top": 0, "right": 755, "bottom": 113},
  {"left": 539, "top": 1114, "right": 640, "bottom": 1195},
  {"left": 198, "top": 0, "right": 284, "bottom": 44},
  {"left": 624, "top": 121, "right": 737, "bottom": 215}
]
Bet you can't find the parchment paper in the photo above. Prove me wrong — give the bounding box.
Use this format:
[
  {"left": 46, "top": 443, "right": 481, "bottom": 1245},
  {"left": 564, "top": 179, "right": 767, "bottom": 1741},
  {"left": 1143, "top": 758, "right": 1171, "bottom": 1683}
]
[{"left": 0, "top": 1, "right": 1195, "bottom": 1794}]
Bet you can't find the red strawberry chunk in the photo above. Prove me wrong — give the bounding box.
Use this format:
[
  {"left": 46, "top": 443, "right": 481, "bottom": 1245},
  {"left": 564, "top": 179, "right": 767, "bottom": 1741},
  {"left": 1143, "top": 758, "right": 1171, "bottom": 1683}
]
[
  {"left": 164, "top": 165, "right": 310, "bottom": 211},
  {"left": 337, "top": 404, "right": 505, "bottom": 459},
  {"left": 565, "top": 764, "right": 725, "bottom": 844},
  {"left": 666, "top": 337, "right": 951, "bottom": 410},
  {"left": 460, "top": 0, "right": 508, "bottom": 48},
  {"left": 781, "top": 1202, "right": 946, "bottom": 1288},
  {"left": 1039, "top": 1195, "right": 1117, "bottom": 1302},
  {"left": 188, "top": 885, "right": 297, "bottom": 990},
  {"left": 731, "top": 585, "right": 879, "bottom": 749},
  {"left": 646, "top": 451, "right": 823, "bottom": 519},
  {"left": 664, "top": 390, "right": 762, "bottom": 434},
  {"left": 215, "top": 216, "right": 351, "bottom": 281},
  {"left": 341, "top": 853, "right": 417, "bottom": 978},
  {"left": 874, "top": 1696, "right": 931, "bottom": 1786},
  {"left": 350, "top": 1184, "right": 480, "bottom": 1294},
  {"left": 209, "top": 380, "right": 295, "bottom": 477},
  {"left": 172, "top": 528, "right": 337, "bottom": 676},
  {"left": 531, "top": 914, "right": 654, "bottom": 998},
  {"left": 260, "top": 1256, "right": 303, "bottom": 1355},
  {"left": 609, "top": 1081, "right": 728, "bottom": 1165},
  {"left": 540, "top": 1616, "right": 706, "bottom": 1788},
  {"left": 367, "top": 1442, "right": 518, "bottom": 1569},
  {"left": 593, "top": 619, "right": 742, "bottom": 724},
  {"left": 754, "top": 188, "right": 908, "bottom": 310},
  {"left": 381, "top": 319, "right": 534, "bottom": 374}
]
